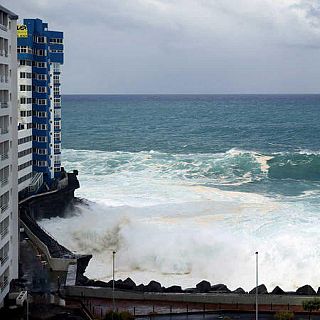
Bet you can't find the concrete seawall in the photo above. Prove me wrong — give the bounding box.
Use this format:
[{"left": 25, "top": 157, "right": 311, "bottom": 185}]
[{"left": 65, "top": 286, "right": 315, "bottom": 306}]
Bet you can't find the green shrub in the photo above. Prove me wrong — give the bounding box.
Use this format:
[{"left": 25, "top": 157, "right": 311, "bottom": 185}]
[
  {"left": 274, "top": 311, "right": 294, "bottom": 320},
  {"left": 104, "top": 311, "right": 134, "bottom": 320}
]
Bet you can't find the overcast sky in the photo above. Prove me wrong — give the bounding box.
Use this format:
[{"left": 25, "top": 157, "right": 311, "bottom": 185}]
[{"left": 3, "top": 0, "right": 320, "bottom": 94}]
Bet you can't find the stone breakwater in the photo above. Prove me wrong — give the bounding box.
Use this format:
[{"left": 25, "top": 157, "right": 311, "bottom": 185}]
[{"left": 77, "top": 277, "right": 320, "bottom": 296}]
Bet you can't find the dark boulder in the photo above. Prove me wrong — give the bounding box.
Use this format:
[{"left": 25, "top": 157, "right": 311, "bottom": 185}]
[
  {"left": 196, "top": 280, "right": 211, "bottom": 293},
  {"left": 164, "top": 285, "right": 183, "bottom": 293},
  {"left": 85, "top": 279, "right": 96, "bottom": 286},
  {"left": 136, "top": 284, "right": 145, "bottom": 292},
  {"left": 210, "top": 284, "right": 231, "bottom": 293},
  {"left": 296, "top": 285, "right": 316, "bottom": 295},
  {"left": 122, "top": 277, "right": 136, "bottom": 290},
  {"left": 271, "top": 286, "right": 285, "bottom": 295},
  {"left": 145, "top": 280, "right": 162, "bottom": 292},
  {"left": 249, "top": 284, "right": 268, "bottom": 294},
  {"left": 233, "top": 287, "right": 246, "bottom": 294}
]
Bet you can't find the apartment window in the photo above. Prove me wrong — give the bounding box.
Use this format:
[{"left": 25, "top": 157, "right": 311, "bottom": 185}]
[
  {"left": 54, "top": 132, "right": 61, "bottom": 141},
  {"left": 0, "top": 217, "right": 9, "bottom": 239},
  {"left": 35, "top": 124, "right": 47, "bottom": 130},
  {"left": 18, "top": 160, "right": 32, "bottom": 171},
  {"left": 19, "top": 60, "right": 32, "bottom": 66},
  {"left": 20, "top": 85, "right": 32, "bottom": 91},
  {"left": 18, "top": 136, "right": 32, "bottom": 145},
  {"left": 34, "top": 36, "right": 46, "bottom": 43},
  {"left": 0, "top": 141, "right": 9, "bottom": 159},
  {"left": 18, "top": 148, "right": 32, "bottom": 158},
  {"left": 35, "top": 148, "right": 47, "bottom": 155},
  {"left": 37, "top": 86, "right": 47, "bottom": 93},
  {"left": 20, "top": 97, "right": 32, "bottom": 104},
  {"left": 33, "top": 136, "right": 47, "bottom": 142},
  {"left": 49, "top": 38, "right": 63, "bottom": 44},
  {"left": 54, "top": 144, "right": 61, "bottom": 153},
  {"left": 18, "top": 172, "right": 33, "bottom": 184},
  {"left": 36, "top": 62, "right": 47, "bottom": 68},
  {"left": 0, "top": 192, "right": 9, "bottom": 212},
  {"left": 0, "top": 166, "right": 9, "bottom": 186},
  {"left": 34, "top": 49, "right": 46, "bottom": 56},
  {"left": 0, "top": 11, "right": 8, "bottom": 29},
  {"left": 17, "top": 46, "right": 32, "bottom": 54},
  {"left": 54, "top": 98, "right": 61, "bottom": 107},
  {"left": 54, "top": 109, "right": 61, "bottom": 118},
  {"left": 53, "top": 63, "right": 61, "bottom": 73},
  {"left": 37, "top": 74, "right": 47, "bottom": 81},
  {"left": 35, "top": 111, "right": 47, "bottom": 118},
  {"left": 54, "top": 120, "right": 61, "bottom": 130},
  {"left": 37, "top": 99, "right": 47, "bottom": 105},
  {"left": 20, "top": 72, "right": 32, "bottom": 79},
  {"left": 34, "top": 160, "right": 47, "bottom": 167}
]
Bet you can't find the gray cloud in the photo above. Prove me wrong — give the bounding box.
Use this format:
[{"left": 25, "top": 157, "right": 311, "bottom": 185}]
[{"left": 2, "top": 0, "right": 320, "bottom": 93}]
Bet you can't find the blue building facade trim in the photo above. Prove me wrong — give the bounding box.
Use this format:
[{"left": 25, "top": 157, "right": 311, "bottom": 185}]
[{"left": 17, "top": 18, "right": 63, "bottom": 185}]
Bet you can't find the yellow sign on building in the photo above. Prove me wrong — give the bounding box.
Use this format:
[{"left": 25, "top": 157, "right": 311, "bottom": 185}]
[{"left": 17, "top": 25, "right": 28, "bottom": 38}]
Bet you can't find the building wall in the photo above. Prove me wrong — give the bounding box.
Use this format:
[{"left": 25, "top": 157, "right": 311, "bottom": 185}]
[
  {"left": 17, "top": 61, "right": 32, "bottom": 192},
  {"left": 0, "top": 6, "right": 18, "bottom": 308},
  {"left": 17, "top": 19, "right": 64, "bottom": 187}
]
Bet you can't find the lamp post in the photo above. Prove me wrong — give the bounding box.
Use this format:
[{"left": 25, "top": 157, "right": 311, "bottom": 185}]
[
  {"left": 112, "top": 251, "right": 116, "bottom": 312},
  {"left": 255, "top": 251, "right": 258, "bottom": 320}
]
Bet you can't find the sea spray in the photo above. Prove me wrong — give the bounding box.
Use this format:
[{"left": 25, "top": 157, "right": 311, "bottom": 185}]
[{"left": 39, "top": 149, "right": 320, "bottom": 291}]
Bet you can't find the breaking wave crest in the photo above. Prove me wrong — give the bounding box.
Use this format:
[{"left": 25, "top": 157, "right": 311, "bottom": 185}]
[{"left": 62, "top": 148, "right": 320, "bottom": 186}]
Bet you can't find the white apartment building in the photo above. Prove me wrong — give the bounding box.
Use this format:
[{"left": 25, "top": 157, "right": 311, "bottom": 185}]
[
  {"left": 0, "top": 6, "right": 18, "bottom": 308},
  {"left": 17, "top": 51, "right": 32, "bottom": 192}
]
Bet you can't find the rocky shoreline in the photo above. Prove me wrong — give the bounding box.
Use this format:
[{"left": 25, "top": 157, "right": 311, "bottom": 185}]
[{"left": 77, "top": 276, "right": 320, "bottom": 296}]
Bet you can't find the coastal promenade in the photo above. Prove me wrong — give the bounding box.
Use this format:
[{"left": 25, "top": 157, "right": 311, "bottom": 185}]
[{"left": 64, "top": 286, "right": 320, "bottom": 319}]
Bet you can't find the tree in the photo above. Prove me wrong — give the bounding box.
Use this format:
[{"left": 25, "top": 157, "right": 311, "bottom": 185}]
[
  {"left": 274, "top": 311, "right": 294, "bottom": 320},
  {"left": 302, "top": 298, "right": 320, "bottom": 320}
]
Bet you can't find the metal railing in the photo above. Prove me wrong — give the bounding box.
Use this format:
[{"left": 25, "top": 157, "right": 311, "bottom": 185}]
[
  {"left": 1, "top": 154, "right": 8, "bottom": 161},
  {"left": 0, "top": 102, "right": 8, "bottom": 108},
  {"left": 0, "top": 178, "right": 8, "bottom": 187},
  {"left": 1, "top": 277, "right": 8, "bottom": 292},
  {"left": 0, "top": 254, "right": 8, "bottom": 266},
  {"left": 0, "top": 128, "right": 8, "bottom": 134},
  {"left": 0, "top": 204, "right": 8, "bottom": 213},
  {"left": 1, "top": 228, "right": 8, "bottom": 240}
]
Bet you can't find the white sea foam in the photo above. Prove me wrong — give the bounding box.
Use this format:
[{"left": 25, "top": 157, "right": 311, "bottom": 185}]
[{"left": 38, "top": 148, "right": 320, "bottom": 291}]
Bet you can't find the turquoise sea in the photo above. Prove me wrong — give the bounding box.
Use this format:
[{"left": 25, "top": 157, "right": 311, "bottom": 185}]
[{"left": 40, "top": 94, "right": 320, "bottom": 291}]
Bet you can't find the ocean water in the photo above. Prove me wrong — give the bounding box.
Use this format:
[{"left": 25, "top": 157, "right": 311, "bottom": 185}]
[{"left": 39, "top": 94, "right": 320, "bottom": 291}]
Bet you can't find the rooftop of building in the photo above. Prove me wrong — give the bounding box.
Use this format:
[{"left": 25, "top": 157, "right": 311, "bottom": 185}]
[{"left": 0, "top": 5, "right": 18, "bottom": 20}]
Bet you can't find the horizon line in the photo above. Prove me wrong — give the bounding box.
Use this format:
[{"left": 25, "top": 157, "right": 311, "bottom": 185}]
[{"left": 61, "top": 92, "right": 320, "bottom": 96}]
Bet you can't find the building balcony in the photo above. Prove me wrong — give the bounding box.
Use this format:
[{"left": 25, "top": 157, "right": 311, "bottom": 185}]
[
  {"left": 1, "top": 276, "right": 8, "bottom": 292},
  {"left": 0, "top": 227, "right": 8, "bottom": 240},
  {"left": 0, "top": 203, "right": 8, "bottom": 214},
  {"left": 0, "top": 102, "right": 8, "bottom": 109},
  {"left": 0, "top": 178, "right": 8, "bottom": 187},
  {"left": 0, "top": 50, "right": 8, "bottom": 57},
  {"left": 0, "top": 128, "right": 8, "bottom": 134},
  {"left": 0, "top": 254, "right": 8, "bottom": 266},
  {"left": 0, "top": 24, "right": 7, "bottom": 32},
  {"left": 0, "top": 75, "right": 8, "bottom": 83},
  {"left": 1, "top": 153, "right": 8, "bottom": 161}
]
